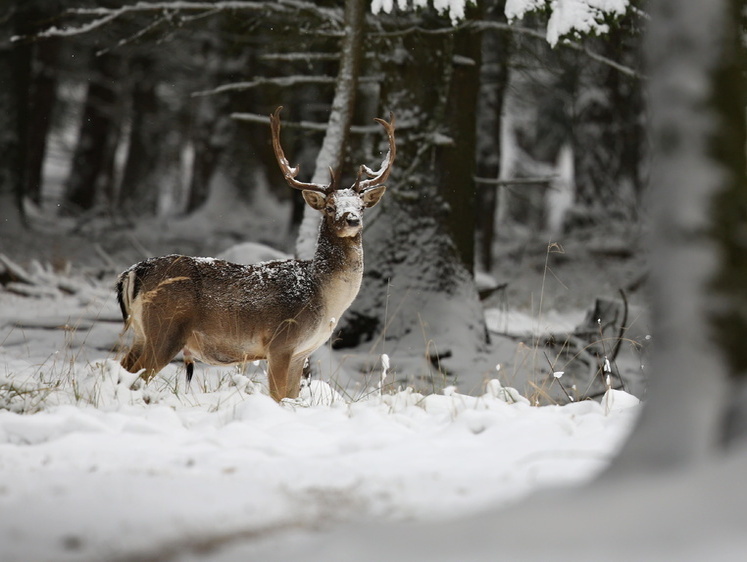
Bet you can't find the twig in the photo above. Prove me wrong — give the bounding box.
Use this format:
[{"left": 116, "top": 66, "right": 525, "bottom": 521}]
[
  {"left": 11, "top": 1, "right": 304, "bottom": 42},
  {"left": 609, "top": 289, "right": 629, "bottom": 365},
  {"left": 231, "top": 112, "right": 413, "bottom": 134},
  {"left": 474, "top": 175, "right": 558, "bottom": 186},
  {"left": 543, "top": 351, "right": 573, "bottom": 403},
  {"left": 192, "top": 76, "right": 337, "bottom": 97}
]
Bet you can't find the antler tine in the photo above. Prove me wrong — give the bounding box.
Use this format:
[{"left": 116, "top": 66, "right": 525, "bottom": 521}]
[
  {"left": 270, "top": 107, "right": 329, "bottom": 194},
  {"left": 355, "top": 113, "right": 396, "bottom": 193}
]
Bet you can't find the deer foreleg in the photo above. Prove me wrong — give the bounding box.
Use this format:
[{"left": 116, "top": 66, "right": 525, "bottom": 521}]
[
  {"left": 267, "top": 350, "right": 292, "bottom": 401},
  {"left": 267, "top": 352, "right": 307, "bottom": 401},
  {"left": 285, "top": 355, "right": 307, "bottom": 399}
]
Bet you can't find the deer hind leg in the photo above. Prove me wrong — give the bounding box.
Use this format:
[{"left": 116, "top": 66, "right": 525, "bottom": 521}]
[{"left": 184, "top": 348, "right": 195, "bottom": 384}]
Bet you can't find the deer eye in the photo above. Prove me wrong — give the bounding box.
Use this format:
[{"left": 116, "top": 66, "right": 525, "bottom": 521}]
[{"left": 325, "top": 206, "right": 335, "bottom": 215}]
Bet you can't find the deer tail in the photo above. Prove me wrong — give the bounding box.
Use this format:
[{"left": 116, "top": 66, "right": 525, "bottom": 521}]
[{"left": 116, "top": 268, "right": 139, "bottom": 325}]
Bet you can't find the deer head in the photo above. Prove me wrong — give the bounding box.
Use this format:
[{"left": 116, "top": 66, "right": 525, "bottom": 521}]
[{"left": 270, "top": 107, "right": 396, "bottom": 238}]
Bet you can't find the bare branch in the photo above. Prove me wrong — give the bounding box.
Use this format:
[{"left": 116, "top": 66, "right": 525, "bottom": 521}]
[
  {"left": 95, "top": 13, "right": 171, "bottom": 56},
  {"left": 193, "top": 76, "right": 337, "bottom": 97},
  {"left": 260, "top": 52, "right": 340, "bottom": 63},
  {"left": 193, "top": 74, "right": 383, "bottom": 97},
  {"left": 474, "top": 176, "right": 558, "bottom": 187},
  {"left": 12, "top": 1, "right": 307, "bottom": 42},
  {"left": 231, "top": 112, "right": 410, "bottom": 135}
]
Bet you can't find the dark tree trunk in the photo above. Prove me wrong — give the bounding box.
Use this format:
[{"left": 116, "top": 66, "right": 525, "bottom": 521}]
[
  {"left": 64, "top": 52, "right": 121, "bottom": 213},
  {"left": 23, "top": 0, "right": 62, "bottom": 207},
  {"left": 0, "top": 2, "right": 32, "bottom": 231},
  {"left": 186, "top": 95, "right": 227, "bottom": 213},
  {"left": 25, "top": 37, "right": 59, "bottom": 207},
  {"left": 436, "top": 16, "right": 482, "bottom": 275},
  {"left": 118, "top": 55, "right": 160, "bottom": 215}
]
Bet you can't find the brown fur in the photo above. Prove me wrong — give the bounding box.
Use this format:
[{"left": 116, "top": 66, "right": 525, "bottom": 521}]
[{"left": 117, "top": 109, "right": 395, "bottom": 400}]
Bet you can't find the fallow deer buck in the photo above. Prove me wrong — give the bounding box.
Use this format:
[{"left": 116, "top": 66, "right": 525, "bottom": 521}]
[{"left": 116, "top": 107, "right": 395, "bottom": 401}]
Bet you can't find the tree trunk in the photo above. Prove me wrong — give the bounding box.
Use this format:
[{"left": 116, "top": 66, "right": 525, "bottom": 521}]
[
  {"left": 337, "top": 26, "right": 488, "bottom": 389},
  {"left": 294, "top": 0, "right": 366, "bottom": 260},
  {"left": 475, "top": 5, "right": 511, "bottom": 272},
  {"left": 608, "top": 0, "right": 745, "bottom": 475},
  {"left": 64, "top": 51, "right": 121, "bottom": 213},
  {"left": 435, "top": 15, "right": 482, "bottom": 275},
  {"left": 23, "top": 0, "right": 61, "bottom": 207},
  {"left": 25, "top": 37, "right": 59, "bottom": 207},
  {"left": 118, "top": 55, "right": 160, "bottom": 215},
  {"left": 0, "top": 2, "right": 31, "bottom": 231}
]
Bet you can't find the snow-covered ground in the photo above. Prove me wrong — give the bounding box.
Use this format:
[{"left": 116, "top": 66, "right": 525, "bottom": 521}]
[{"left": 0, "top": 273, "right": 639, "bottom": 561}]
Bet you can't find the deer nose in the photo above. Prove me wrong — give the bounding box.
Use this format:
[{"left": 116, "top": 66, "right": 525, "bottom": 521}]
[{"left": 346, "top": 216, "right": 361, "bottom": 227}]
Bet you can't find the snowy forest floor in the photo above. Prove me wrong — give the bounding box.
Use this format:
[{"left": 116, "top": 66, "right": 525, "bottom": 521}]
[{"left": 0, "top": 209, "right": 648, "bottom": 561}]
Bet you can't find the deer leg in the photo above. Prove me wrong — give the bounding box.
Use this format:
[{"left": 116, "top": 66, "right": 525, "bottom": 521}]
[
  {"left": 285, "top": 355, "right": 308, "bottom": 399},
  {"left": 183, "top": 348, "right": 195, "bottom": 384},
  {"left": 267, "top": 350, "right": 293, "bottom": 401}
]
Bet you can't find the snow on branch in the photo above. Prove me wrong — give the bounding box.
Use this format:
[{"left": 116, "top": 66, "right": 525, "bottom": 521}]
[
  {"left": 477, "top": 21, "right": 643, "bottom": 79},
  {"left": 370, "top": 0, "right": 639, "bottom": 53},
  {"left": 505, "top": 0, "right": 631, "bottom": 47},
  {"left": 371, "top": 0, "right": 475, "bottom": 24}
]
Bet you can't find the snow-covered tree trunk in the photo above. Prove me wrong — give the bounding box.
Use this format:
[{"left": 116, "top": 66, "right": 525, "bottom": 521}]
[
  {"left": 608, "top": 0, "right": 745, "bottom": 474},
  {"left": 295, "top": 0, "right": 366, "bottom": 259},
  {"left": 337, "top": 27, "right": 487, "bottom": 385}
]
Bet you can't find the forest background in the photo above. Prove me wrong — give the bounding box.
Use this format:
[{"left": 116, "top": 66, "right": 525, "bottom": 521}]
[
  {"left": 0, "top": 0, "right": 647, "bottom": 398},
  {"left": 2, "top": 0, "right": 747, "bottom": 559}
]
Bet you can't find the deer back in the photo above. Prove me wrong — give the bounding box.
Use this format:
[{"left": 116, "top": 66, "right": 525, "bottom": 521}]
[{"left": 119, "top": 254, "right": 327, "bottom": 364}]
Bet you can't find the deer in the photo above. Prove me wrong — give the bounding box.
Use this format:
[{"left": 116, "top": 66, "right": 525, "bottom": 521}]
[{"left": 116, "top": 107, "right": 395, "bottom": 401}]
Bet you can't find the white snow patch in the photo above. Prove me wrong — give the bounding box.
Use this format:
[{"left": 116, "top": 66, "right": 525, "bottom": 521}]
[
  {"left": 0, "top": 280, "right": 640, "bottom": 560},
  {"left": 485, "top": 307, "right": 585, "bottom": 338}
]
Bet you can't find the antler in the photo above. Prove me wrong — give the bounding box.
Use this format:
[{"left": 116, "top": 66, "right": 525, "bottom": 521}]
[
  {"left": 354, "top": 113, "right": 396, "bottom": 193},
  {"left": 270, "top": 107, "right": 329, "bottom": 194}
]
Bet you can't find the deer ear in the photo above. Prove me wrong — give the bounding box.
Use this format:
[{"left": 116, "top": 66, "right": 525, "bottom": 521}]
[
  {"left": 362, "top": 186, "right": 386, "bottom": 208},
  {"left": 302, "top": 190, "right": 327, "bottom": 211}
]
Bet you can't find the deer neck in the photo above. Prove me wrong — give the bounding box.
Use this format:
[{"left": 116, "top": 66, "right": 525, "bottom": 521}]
[
  {"left": 312, "top": 218, "right": 364, "bottom": 316},
  {"left": 313, "top": 218, "right": 363, "bottom": 279}
]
